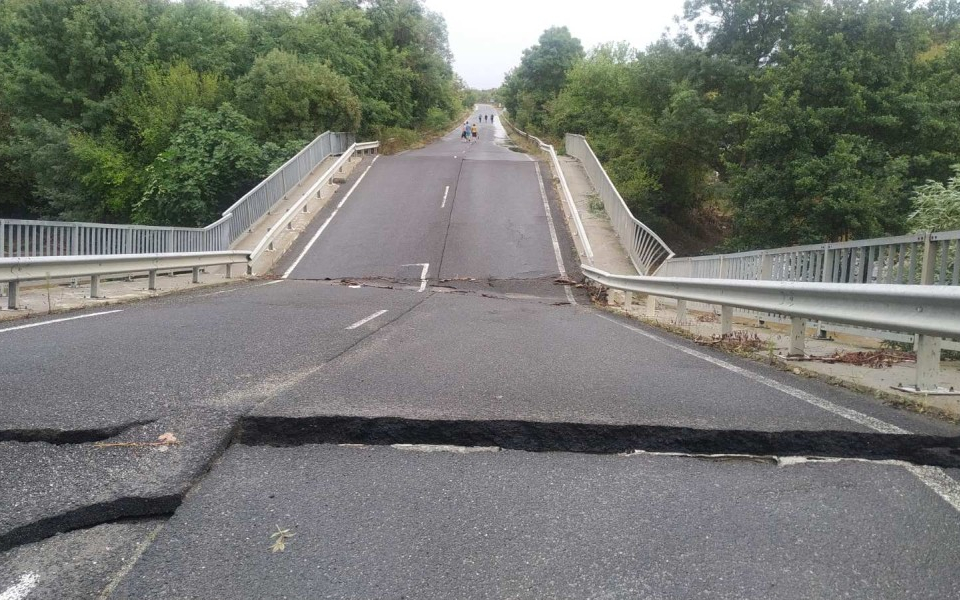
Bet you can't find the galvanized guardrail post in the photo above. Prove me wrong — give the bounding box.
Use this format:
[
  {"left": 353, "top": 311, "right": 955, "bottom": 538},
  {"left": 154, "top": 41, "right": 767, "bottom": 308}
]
[
  {"left": 583, "top": 266, "right": 960, "bottom": 394},
  {"left": 7, "top": 281, "right": 17, "bottom": 309},
  {"left": 912, "top": 231, "right": 943, "bottom": 391}
]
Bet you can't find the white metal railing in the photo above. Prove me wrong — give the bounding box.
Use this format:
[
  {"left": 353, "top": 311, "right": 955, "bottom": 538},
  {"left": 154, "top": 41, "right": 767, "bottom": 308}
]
[
  {"left": 583, "top": 265, "right": 960, "bottom": 393},
  {"left": 657, "top": 230, "right": 960, "bottom": 286},
  {"left": 565, "top": 134, "right": 674, "bottom": 275},
  {"left": 248, "top": 141, "right": 380, "bottom": 271},
  {"left": 0, "top": 251, "right": 250, "bottom": 309},
  {"left": 0, "top": 131, "right": 355, "bottom": 258},
  {"left": 223, "top": 131, "right": 354, "bottom": 242},
  {"left": 499, "top": 116, "right": 594, "bottom": 264}
]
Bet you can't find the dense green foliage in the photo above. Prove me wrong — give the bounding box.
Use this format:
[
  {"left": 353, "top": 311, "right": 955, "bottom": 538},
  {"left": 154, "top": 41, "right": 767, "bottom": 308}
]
[
  {"left": 503, "top": 1, "right": 960, "bottom": 252},
  {"left": 0, "top": 0, "right": 462, "bottom": 225},
  {"left": 910, "top": 164, "right": 960, "bottom": 232}
]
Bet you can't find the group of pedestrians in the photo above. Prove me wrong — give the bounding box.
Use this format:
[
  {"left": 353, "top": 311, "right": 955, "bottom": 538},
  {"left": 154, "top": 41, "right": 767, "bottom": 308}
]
[{"left": 460, "top": 113, "right": 496, "bottom": 143}]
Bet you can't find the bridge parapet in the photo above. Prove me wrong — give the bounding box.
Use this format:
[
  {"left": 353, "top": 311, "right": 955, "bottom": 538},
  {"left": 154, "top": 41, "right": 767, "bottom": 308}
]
[{"left": 0, "top": 131, "right": 356, "bottom": 258}]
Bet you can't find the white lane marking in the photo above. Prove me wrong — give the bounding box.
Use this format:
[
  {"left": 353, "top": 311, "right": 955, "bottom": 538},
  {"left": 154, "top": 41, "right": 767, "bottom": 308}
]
[
  {"left": 199, "top": 288, "right": 237, "bottom": 298},
  {"left": 594, "top": 313, "right": 960, "bottom": 513},
  {"left": 535, "top": 162, "right": 576, "bottom": 305},
  {"left": 346, "top": 309, "right": 389, "bottom": 330},
  {"left": 282, "top": 156, "right": 380, "bottom": 279},
  {"left": 441, "top": 185, "right": 450, "bottom": 208},
  {"left": 595, "top": 313, "right": 906, "bottom": 434},
  {"left": 200, "top": 280, "right": 284, "bottom": 297},
  {"left": 402, "top": 262, "right": 430, "bottom": 292},
  {"left": 1, "top": 572, "right": 38, "bottom": 600},
  {"left": 0, "top": 310, "right": 123, "bottom": 334},
  {"left": 904, "top": 465, "right": 960, "bottom": 512}
]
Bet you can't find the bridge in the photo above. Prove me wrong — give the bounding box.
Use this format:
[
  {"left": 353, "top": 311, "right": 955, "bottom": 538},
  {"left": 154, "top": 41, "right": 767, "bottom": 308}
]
[{"left": 2, "top": 106, "right": 960, "bottom": 599}]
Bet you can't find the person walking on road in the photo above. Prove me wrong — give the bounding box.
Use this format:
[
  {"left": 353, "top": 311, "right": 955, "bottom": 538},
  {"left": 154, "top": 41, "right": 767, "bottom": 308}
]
[
  {"left": 461, "top": 121, "right": 469, "bottom": 142},
  {"left": 470, "top": 122, "right": 478, "bottom": 142}
]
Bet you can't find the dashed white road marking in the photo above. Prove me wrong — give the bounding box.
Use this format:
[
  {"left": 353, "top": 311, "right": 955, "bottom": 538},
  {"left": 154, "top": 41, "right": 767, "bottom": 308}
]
[
  {"left": 282, "top": 156, "right": 379, "bottom": 279},
  {"left": 0, "top": 572, "right": 38, "bottom": 600},
  {"left": 199, "top": 288, "right": 238, "bottom": 298},
  {"left": 0, "top": 310, "right": 123, "bottom": 334},
  {"left": 402, "top": 262, "right": 430, "bottom": 292},
  {"left": 441, "top": 185, "right": 450, "bottom": 208},
  {"left": 534, "top": 162, "right": 576, "bottom": 305},
  {"left": 199, "top": 280, "right": 282, "bottom": 298},
  {"left": 346, "top": 309, "right": 389, "bottom": 330},
  {"left": 595, "top": 312, "right": 960, "bottom": 512}
]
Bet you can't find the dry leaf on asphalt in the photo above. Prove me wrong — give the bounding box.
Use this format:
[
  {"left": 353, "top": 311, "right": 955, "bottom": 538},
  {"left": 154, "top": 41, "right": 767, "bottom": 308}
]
[{"left": 270, "top": 525, "right": 295, "bottom": 553}]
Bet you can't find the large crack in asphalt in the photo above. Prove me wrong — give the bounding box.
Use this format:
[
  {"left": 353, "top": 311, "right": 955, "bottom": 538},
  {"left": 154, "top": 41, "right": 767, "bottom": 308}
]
[
  {"left": 237, "top": 415, "right": 960, "bottom": 468},
  {"left": 7, "top": 412, "right": 958, "bottom": 555},
  {"left": 0, "top": 496, "right": 180, "bottom": 554},
  {"left": 0, "top": 419, "right": 155, "bottom": 445}
]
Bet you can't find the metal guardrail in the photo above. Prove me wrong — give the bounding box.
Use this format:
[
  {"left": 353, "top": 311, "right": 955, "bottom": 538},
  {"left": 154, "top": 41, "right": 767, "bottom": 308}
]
[
  {"left": 583, "top": 265, "right": 960, "bottom": 393},
  {"left": 565, "top": 134, "right": 674, "bottom": 275},
  {"left": 249, "top": 141, "right": 380, "bottom": 269},
  {"left": 657, "top": 230, "right": 960, "bottom": 286},
  {"left": 499, "top": 116, "right": 594, "bottom": 264},
  {"left": 0, "top": 251, "right": 249, "bottom": 309},
  {"left": 0, "top": 131, "right": 355, "bottom": 258},
  {"left": 655, "top": 229, "right": 960, "bottom": 351},
  {"left": 223, "top": 131, "right": 354, "bottom": 243}
]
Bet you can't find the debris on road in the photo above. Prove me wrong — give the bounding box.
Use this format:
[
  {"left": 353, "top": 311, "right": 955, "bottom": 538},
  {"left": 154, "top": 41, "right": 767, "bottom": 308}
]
[
  {"left": 270, "top": 525, "right": 294, "bottom": 553},
  {"left": 787, "top": 349, "right": 916, "bottom": 369},
  {"left": 93, "top": 432, "right": 180, "bottom": 449},
  {"left": 696, "top": 331, "right": 765, "bottom": 352}
]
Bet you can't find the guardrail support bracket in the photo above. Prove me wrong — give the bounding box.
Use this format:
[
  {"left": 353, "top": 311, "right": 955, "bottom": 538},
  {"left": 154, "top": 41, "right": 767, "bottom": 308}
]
[
  {"left": 90, "top": 275, "right": 101, "bottom": 298},
  {"left": 192, "top": 267, "right": 200, "bottom": 284},
  {"left": 789, "top": 317, "right": 805, "bottom": 356},
  {"left": 225, "top": 264, "right": 232, "bottom": 279},
  {"left": 915, "top": 335, "right": 941, "bottom": 391},
  {"left": 7, "top": 282, "right": 18, "bottom": 309},
  {"left": 646, "top": 295, "right": 656, "bottom": 318},
  {"left": 623, "top": 291, "right": 633, "bottom": 310},
  {"left": 148, "top": 270, "right": 157, "bottom": 291},
  {"left": 720, "top": 306, "right": 733, "bottom": 335},
  {"left": 675, "top": 300, "right": 687, "bottom": 324}
]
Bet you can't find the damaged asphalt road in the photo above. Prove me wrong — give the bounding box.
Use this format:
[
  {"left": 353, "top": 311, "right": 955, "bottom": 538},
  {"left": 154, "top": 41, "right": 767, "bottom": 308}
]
[
  {"left": 4, "top": 115, "right": 960, "bottom": 598},
  {"left": 109, "top": 444, "right": 960, "bottom": 600},
  {"left": 0, "top": 408, "right": 236, "bottom": 552}
]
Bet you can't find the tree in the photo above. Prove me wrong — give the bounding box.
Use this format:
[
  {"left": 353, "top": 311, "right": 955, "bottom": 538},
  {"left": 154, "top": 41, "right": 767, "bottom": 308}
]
[
  {"left": 504, "top": 26, "right": 584, "bottom": 129},
  {"left": 136, "top": 104, "right": 267, "bottom": 226},
  {"left": 910, "top": 165, "right": 960, "bottom": 232},
  {"left": 146, "top": 0, "right": 252, "bottom": 78},
  {"left": 119, "top": 61, "right": 227, "bottom": 160},
  {"left": 234, "top": 49, "right": 361, "bottom": 142},
  {"left": 683, "top": 0, "right": 811, "bottom": 66}
]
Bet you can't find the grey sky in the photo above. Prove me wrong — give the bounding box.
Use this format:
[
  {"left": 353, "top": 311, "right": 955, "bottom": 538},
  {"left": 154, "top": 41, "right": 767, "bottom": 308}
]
[
  {"left": 222, "top": 0, "right": 690, "bottom": 89},
  {"left": 426, "top": 0, "right": 689, "bottom": 89}
]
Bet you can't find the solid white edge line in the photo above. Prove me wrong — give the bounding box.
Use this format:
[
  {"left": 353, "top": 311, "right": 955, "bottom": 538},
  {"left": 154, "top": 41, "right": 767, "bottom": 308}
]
[
  {"left": 0, "top": 572, "right": 38, "bottom": 600},
  {"left": 345, "top": 309, "right": 389, "bottom": 330},
  {"left": 535, "top": 162, "right": 576, "bottom": 305},
  {"left": 282, "top": 156, "right": 379, "bottom": 279},
  {"left": 0, "top": 310, "right": 123, "bottom": 334},
  {"left": 904, "top": 465, "right": 960, "bottom": 513},
  {"left": 441, "top": 185, "right": 450, "bottom": 208},
  {"left": 594, "top": 313, "right": 907, "bottom": 434},
  {"left": 594, "top": 312, "right": 960, "bottom": 513}
]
